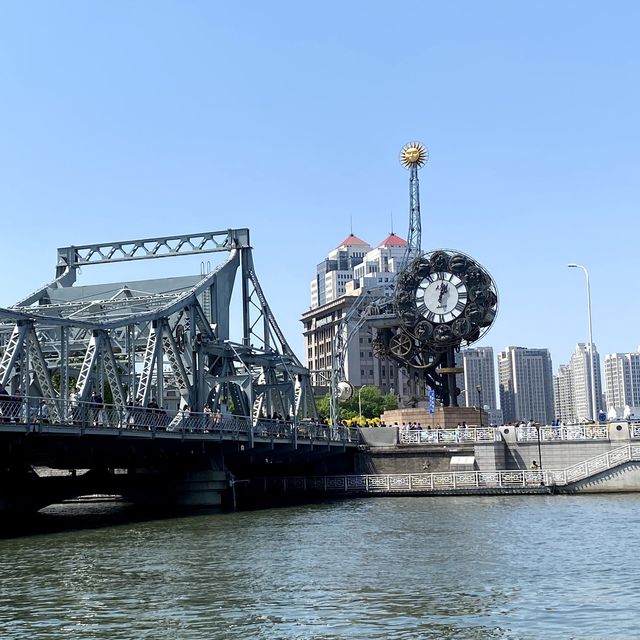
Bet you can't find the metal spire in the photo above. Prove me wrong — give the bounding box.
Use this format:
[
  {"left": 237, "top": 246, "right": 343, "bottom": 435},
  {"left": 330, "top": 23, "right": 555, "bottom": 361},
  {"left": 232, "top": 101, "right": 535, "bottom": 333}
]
[{"left": 399, "top": 141, "right": 428, "bottom": 265}]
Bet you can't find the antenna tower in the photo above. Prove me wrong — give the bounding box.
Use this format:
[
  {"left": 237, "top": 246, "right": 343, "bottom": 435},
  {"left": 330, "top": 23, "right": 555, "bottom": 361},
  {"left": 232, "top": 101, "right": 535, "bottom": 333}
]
[{"left": 399, "top": 141, "right": 428, "bottom": 264}]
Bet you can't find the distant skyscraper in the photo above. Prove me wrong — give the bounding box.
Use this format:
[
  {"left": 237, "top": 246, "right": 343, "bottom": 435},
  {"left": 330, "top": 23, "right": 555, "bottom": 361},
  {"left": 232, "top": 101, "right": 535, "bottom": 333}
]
[
  {"left": 498, "top": 346, "right": 554, "bottom": 424},
  {"left": 603, "top": 352, "right": 640, "bottom": 417},
  {"left": 553, "top": 343, "right": 603, "bottom": 423},
  {"left": 553, "top": 364, "right": 575, "bottom": 424},
  {"left": 302, "top": 232, "right": 408, "bottom": 395},
  {"left": 310, "top": 234, "right": 371, "bottom": 309},
  {"left": 456, "top": 347, "right": 497, "bottom": 410},
  {"left": 567, "top": 343, "right": 603, "bottom": 421}
]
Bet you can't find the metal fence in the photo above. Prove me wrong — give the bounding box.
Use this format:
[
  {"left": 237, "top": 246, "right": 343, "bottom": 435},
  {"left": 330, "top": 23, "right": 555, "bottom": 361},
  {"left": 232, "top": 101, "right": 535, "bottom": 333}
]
[
  {"left": 0, "top": 394, "right": 356, "bottom": 444},
  {"left": 516, "top": 425, "right": 609, "bottom": 441},
  {"left": 398, "top": 424, "right": 619, "bottom": 445},
  {"left": 399, "top": 427, "right": 499, "bottom": 444},
  {"left": 265, "top": 443, "right": 640, "bottom": 495}
]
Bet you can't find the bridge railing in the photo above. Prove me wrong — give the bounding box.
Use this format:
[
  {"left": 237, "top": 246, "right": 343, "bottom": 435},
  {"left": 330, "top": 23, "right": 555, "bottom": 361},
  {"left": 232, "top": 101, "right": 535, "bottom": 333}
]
[
  {"left": 399, "top": 427, "right": 499, "bottom": 444},
  {"left": 0, "top": 394, "right": 354, "bottom": 444},
  {"left": 265, "top": 443, "right": 640, "bottom": 494},
  {"left": 516, "top": 425, "right": 609, "bottom": 441}
]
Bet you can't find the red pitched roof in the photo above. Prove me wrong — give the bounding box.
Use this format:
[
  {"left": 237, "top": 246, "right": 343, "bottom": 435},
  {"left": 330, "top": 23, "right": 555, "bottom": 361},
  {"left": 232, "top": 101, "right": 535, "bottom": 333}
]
[
  {"left": 336, "top": 233, "right": 370, "bottom": 248},
  {"left": 377, "top": 232, "right": 407, "bottom": 248}
]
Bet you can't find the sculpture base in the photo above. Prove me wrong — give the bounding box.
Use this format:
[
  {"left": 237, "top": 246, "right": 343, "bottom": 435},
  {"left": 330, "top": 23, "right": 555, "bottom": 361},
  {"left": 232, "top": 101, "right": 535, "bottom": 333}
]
[{"left": 381, "top": 405, "right": 486, "bottom": 429}]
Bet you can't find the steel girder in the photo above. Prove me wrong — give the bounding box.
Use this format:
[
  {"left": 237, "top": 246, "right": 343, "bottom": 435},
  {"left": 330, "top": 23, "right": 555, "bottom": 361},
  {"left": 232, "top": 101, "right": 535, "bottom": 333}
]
[{"left": 0, "top": 228, "right": 317, "bottom": 423}]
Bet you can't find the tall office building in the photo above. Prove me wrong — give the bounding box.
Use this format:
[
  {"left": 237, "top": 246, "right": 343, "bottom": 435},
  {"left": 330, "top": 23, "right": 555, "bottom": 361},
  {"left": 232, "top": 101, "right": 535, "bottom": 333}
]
[
  {"left": 553, "top": 364, "right": 575, "bottom": 424},
  {"left": 498, "top": 346, "right": 554, "bottom": 424},
  {"left": 302, "top": 232, "right": 408, "bottom": 396},
  {"left": 310, "top": 234, "right": 371, "bottom": 309},
  {"left": 603, "top": 351, "right": 640, "bottom": 418},
  {"left": 567, "top": 343, "right": 603, "bottom": 421},
  {"left": 456, "top": 347, "right": 497, "bottom": 409},
  {"left": 455, "top": 346, "right": 503, "bottom": 426}
]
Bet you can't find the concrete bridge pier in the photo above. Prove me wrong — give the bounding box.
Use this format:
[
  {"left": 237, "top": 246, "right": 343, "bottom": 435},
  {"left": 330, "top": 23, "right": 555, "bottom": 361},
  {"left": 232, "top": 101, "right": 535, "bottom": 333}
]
[{"left": 121, "top": 453, "right": 230, "bottom": 510}]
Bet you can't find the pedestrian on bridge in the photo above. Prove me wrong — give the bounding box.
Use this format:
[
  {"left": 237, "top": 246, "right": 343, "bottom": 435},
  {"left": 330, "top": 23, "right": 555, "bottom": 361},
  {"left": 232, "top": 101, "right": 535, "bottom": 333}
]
[{"left": 90, "top": 391, "right": 105, "bottom": 427}]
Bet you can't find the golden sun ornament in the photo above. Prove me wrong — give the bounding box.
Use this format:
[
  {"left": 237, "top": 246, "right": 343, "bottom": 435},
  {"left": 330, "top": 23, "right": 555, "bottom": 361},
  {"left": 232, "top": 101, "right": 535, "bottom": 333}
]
[{"left": 400, "top": 142, "right": 428, "bottom": 169}]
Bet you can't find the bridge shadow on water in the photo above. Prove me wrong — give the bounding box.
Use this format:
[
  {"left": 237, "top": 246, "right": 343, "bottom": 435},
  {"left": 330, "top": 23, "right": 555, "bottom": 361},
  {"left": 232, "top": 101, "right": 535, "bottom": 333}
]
[
  {"left": 0, "top": 493, "right": 347, "bottom": 539},
  {"left": 0, "top": 499, "right": 222, "bottom": 540}
]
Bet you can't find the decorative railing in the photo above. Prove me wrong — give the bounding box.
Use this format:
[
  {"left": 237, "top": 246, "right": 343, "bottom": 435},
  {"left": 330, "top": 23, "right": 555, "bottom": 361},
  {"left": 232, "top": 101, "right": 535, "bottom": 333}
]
[
  {"left": 399, "top": 427, "right": 499, "bottom": 444},
  {"left": 0, "top": 394, "right": 357, "bottom": 444},
  {"left": 516, "top": 425, "right": 609, "bottom": 441},
  {"left": 398, "top": 424, "right": 616, "bottom": 445},
  {"left": 265, "top": 444, "right": 640, "bottom": 494}
]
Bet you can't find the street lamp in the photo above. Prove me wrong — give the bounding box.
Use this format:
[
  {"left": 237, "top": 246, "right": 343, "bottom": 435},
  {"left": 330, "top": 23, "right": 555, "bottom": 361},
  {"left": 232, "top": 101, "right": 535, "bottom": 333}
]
[
  {"left": 535, "top": 424, "right": 543, "bottom": 470},
  {"left": 568, "top": 263, "right": 597, "bottom": 421},
  {"left": 535, "top": 423, "right": 545, "bottom": 485},
  {"left": 476, "top": 384, "right": 483, "bottom": 428},
  {"left": 358, "top": 385, "right": 369, "bottom": 421}
]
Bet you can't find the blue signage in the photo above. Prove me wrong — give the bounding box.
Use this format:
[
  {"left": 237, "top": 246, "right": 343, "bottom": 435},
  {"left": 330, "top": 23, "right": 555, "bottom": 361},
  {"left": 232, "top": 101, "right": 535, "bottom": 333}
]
[{"left": 428, "top": 388, "right": 435, "bottom": 415}]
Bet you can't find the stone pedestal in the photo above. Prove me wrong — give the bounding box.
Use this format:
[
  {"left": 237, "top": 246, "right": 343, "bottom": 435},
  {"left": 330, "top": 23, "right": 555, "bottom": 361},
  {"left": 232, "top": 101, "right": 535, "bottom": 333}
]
[{"left": 381, "top": 405, "right": 486, "bottom": 429}]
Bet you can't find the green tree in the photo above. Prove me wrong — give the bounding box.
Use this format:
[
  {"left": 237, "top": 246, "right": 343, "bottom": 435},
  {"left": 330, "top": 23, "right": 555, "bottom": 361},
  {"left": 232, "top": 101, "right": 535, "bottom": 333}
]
[
  {"left": 316, "top": 394, "right": 331, "bottom": 421},
  {"left": 315, "top": 386, "right": 398, "bottom": 423}
]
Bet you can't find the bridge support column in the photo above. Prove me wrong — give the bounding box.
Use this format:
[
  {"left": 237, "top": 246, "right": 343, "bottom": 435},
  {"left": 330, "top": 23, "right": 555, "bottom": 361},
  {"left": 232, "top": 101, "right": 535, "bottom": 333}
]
[
  {"left": 170, "top": 468, "right": 228, "bottom": 508},
  {"left": 123, "top": 454, "right": 231, "bottom": 510}
]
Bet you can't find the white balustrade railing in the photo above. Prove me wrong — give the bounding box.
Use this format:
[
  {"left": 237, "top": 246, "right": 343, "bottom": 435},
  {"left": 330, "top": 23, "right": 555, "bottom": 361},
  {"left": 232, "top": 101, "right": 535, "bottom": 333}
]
[
  {"left": 516, "top": 425, "right": 609, "bottom": 441},
  {"left": 399, "top": 427, "right": 499, "bottom": 444},
  {"left": 399, "top": 424, "right": 616, "bottom": 445},
  {"left": 269, "top": 444, "right": 640, "bottom": 494}
]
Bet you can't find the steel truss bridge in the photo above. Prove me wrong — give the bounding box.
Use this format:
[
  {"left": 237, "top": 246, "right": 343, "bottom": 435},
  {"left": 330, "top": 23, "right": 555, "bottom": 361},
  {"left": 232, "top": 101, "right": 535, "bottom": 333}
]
[
  {"left": 0, "top": 228, "right": 318, "bottom": 427},
  {"left": 0, "top": 229, "right": 362, "bottom": 512}
]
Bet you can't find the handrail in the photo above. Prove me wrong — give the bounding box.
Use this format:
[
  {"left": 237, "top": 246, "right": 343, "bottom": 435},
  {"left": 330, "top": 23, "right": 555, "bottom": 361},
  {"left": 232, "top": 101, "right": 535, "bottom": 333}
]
[
  {"left": 399, "top": 427, "right": 499, "bottom": 444},
  {"left": 263, "top": 443, "right": 640, "bottom": 495},
  {"left": 516, "top": 425, "right": 609, "bottom": 441},
  {"left": 0, "top": 393, "right": 357, "bottom": 444}
]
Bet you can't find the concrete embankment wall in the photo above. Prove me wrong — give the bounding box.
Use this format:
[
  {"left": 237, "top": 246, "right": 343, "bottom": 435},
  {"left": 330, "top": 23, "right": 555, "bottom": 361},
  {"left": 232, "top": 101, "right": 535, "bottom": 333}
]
[
  {"left": 568, "top": 463, "right": 640, "bottom": 493},
  {"left": 358, "top": 424, "right": 640, "bottom": 492}
]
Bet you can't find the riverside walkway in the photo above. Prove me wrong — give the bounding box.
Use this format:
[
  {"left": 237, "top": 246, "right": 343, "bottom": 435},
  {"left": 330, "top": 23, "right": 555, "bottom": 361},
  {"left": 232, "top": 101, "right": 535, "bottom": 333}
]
[{"left": 245, "top": 442, "right": 640, "bottom": 497}]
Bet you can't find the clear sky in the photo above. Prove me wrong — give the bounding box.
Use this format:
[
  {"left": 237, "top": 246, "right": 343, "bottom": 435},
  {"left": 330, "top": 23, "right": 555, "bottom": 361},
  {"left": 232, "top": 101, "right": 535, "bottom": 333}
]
[{"left": 1, "top": 1, "right": 639, "bottom": 373}]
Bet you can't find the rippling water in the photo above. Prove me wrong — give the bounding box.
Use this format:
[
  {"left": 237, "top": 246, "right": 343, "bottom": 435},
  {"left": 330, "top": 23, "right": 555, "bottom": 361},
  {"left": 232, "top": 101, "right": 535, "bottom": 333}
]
[{"left": 1, "top": 494, "right": 639, "bottom": 639}]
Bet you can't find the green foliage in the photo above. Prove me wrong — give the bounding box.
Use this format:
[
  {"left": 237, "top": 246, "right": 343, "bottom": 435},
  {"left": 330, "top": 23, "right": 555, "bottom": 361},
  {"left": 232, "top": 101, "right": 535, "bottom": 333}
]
[
  {"left": 316, "top": 394, "right": 331, "bottom": 421},
  {"left": 315, "top": 386, "right": 399, "bottom": 422}
]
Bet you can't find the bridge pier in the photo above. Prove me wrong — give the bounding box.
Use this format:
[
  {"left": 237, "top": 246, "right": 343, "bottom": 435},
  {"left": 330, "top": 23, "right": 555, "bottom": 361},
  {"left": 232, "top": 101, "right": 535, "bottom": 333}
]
[{"left": 122, "top": 467, "right": 229, "bottom": 509}]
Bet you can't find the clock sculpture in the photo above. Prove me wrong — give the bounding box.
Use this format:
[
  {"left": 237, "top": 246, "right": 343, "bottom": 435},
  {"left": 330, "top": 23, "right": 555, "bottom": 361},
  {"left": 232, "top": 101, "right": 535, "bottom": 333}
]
[
  {"left": 374, "top": 250, "right": 498, "bottom": 405},
  {"left": 369, "top": 143, "right": 499, "bottom": 406},
  {"left": 395, "top": 249, "right": 497, "bottom": 352}
]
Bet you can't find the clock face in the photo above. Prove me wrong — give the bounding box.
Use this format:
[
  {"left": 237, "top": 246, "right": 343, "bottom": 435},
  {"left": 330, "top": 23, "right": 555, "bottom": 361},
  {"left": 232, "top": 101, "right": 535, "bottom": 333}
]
[
  {"left": 393, "top": 249, "right": 498, "bottom": 352},
  {"left": 415, "top": 272, "right": 468, "bottom": 323}
]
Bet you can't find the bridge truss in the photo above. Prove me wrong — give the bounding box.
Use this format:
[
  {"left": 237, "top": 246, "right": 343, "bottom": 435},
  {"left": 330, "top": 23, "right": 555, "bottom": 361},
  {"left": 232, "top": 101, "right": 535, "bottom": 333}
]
[{"left": 0, "top": 228, "right": 317, "bottom": 425}]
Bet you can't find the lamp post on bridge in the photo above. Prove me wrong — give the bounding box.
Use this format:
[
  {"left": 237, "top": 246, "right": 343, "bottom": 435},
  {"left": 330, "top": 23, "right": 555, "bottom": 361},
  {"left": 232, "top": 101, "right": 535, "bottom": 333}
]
[
  {"left": 358, "top": 385, "right": 369, "bottom": 422},
  {"left": 476, "top": 384, "right": 483, "bottom": 428},
  {"left": 534, "top": 423, "right": 543, "bottom": 470},
  {"left": 534, "top": 423, "right": 545, "bottom": 485},
  {"left": 568, "top": 263, "right": 597, "bottom": 422}
]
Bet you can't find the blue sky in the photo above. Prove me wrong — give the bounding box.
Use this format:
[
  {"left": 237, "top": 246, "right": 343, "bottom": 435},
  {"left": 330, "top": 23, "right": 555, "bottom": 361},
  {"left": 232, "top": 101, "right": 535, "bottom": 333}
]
[{"left": 1, "top": 1, "right": 639, "bottom": 372}]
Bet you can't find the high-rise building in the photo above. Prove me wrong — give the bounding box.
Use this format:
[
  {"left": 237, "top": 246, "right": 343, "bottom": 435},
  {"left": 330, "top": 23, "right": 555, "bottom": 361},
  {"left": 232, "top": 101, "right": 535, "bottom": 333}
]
[
  {"left": 302, "top": 232, "right": 408, "bottom": 396},
  {"left": 553, "top": 364, "right": 575, "bottom": 424},
  {"left": 603, "top": 351, "right": 640, "bottom": 418},
  {"left": 310, "top": 234, "right": 371, "bottom": 309},
  {"left": 567, "top": 343, "right": 603, "bottom": 421},
  {"left": 498, "top": 346, "right": 554, "bottom": 424},
  {"left": 455, "top": 346, "right": 503, "bottom": 425},
  {"left": 456, "top": 347, "right": 497, "bottom": 410}
]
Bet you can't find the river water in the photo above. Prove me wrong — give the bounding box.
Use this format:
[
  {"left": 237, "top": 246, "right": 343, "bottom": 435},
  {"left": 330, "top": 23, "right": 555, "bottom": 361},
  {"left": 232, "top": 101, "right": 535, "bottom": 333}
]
[{"left": 1, "top": 494, "right": 639, "bottom": 639}]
